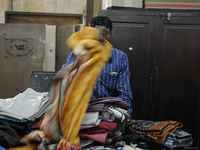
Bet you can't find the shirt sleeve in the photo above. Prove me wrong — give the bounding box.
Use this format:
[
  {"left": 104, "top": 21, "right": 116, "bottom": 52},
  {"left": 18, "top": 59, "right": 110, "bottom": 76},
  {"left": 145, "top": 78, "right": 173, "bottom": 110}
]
[
  {"left": 116, "top": 53, "right": 133, "bottom": 119},
  {"left": 61, "top": 51, "right": 75, "bottom": 70}
]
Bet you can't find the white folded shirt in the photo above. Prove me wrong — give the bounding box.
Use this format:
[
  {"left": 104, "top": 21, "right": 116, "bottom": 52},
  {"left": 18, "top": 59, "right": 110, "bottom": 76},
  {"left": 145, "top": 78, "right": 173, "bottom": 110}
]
[
  {"left": 0, "top": 88, "right": 50, "bottom": 121},
  {"left": 81, "top": 112, "right": 99, "bottom": 125}
]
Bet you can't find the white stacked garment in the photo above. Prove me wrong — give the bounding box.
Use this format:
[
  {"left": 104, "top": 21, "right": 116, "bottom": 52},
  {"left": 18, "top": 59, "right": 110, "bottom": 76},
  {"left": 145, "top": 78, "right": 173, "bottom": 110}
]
[{"left": 0, "top": 88, "right": 50, "bottom": 121}]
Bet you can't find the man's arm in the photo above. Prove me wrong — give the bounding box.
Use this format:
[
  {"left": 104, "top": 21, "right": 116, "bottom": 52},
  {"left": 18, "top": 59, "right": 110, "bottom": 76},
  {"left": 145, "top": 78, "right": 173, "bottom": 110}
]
[
  {"left": 61, "top": 52, "right": 75, "bottom": 69},
  {"left": 116, "top": 53, "right": 133, "bottom": 119}
]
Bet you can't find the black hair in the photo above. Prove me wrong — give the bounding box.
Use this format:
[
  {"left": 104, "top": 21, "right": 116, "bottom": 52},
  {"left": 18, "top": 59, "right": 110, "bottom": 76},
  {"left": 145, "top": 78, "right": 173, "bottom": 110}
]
[{"left": 89, "top": 16, "right": 112, "bottom": 33}]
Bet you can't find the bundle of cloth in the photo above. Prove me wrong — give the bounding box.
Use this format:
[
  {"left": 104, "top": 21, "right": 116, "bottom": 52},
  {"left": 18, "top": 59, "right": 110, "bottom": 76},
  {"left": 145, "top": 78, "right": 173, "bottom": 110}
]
[
  {"left": 79, "top": 97, "right": 131, "bottom": 148},
  {"left": 0, "top": 88, "right": 50, "bottom": 148},
  {"left": 124, "top": 119, "right": 193, "bottom": 149},
  {"left": 0, "top": 120, "right": 20, "bottom": 148},
  {"left": 21, "top": 27, "right": 113, "bottom": 150},
  {"left": 0, "top": 88, "right": 49, "bottom": 122}
]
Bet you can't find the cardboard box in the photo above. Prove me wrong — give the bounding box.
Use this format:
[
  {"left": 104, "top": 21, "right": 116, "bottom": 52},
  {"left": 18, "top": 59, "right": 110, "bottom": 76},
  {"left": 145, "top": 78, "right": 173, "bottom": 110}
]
[
  {"left": 56, "top": 24, "right": 82, "bottom": 71},
  {"left": 45, "top": 25, "right": 56, "bottom": 71},
  {"left": 112, "top": 0, "right": 143, "bottom": 8},
  {"left": 0, "top": 23, "right": 56, "bottom": 98},
  {"left": 145, "top": 0, "right": 200, "bottom": 9}
]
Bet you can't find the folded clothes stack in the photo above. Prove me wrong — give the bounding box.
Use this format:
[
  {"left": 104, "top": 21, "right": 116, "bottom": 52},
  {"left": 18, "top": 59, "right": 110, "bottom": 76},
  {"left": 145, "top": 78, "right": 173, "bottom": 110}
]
[
  {"left": 79, "top": 97, "right": 130, "bottom": 148},
  {"left": 164, "top": 129, "right": 193, "bottom": 149},
  {"left": 0, "top": 88, "right": 50, "bottom": 121},
  {"left": 124, "top": 119, "right": 193, "bottom": 149},
  {"left": 0, "top": 88, "right": 53, "bottom": 148},
  {"left": 0, "top": 88, "right": 51, "bottom": 135}
]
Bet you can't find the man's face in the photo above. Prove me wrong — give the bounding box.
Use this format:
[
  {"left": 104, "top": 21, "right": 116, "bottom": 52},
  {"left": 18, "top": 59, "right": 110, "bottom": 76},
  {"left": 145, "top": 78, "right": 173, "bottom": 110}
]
[{"left": 95, "top": 25, "right": 111, "bottom": 41}]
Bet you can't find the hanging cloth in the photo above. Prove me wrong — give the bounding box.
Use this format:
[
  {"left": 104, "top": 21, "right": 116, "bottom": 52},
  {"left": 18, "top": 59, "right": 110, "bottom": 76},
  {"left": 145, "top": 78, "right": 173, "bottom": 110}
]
[{"left": 25, "top": 27, "right": 112, "bottom": 150}]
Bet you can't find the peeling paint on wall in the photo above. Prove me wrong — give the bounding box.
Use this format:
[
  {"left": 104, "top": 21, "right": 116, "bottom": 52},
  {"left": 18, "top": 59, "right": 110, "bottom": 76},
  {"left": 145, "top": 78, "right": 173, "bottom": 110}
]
[
  {"left": 12, "top": 0, "right": 87, "bottom": 25},
  {"left": 13, "top": 0, "right": 56, "bottom": 12},
  {"left": 0, "top": 0, "right": 11, "bottom": 23},
  {"left": 102, "top": 0, "right": 112, "bottom": 10}
]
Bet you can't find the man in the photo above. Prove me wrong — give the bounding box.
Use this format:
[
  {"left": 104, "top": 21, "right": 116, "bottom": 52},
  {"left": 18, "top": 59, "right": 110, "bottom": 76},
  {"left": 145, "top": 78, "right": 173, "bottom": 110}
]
[{"left": 61, "top": 16, "right": 133, "bottom": 119}]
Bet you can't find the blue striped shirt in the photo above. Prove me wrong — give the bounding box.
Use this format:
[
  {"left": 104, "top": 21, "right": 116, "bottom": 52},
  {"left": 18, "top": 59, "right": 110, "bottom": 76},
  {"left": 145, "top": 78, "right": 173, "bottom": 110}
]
[{"left": 61, "top": 48, "right": 133, "bottom": 118}]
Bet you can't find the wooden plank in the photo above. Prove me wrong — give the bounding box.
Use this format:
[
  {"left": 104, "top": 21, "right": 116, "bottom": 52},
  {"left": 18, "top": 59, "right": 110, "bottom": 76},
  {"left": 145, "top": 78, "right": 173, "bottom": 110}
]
[
  {"left": 5, "top": 11, "right": 83, "bottom": 26},
  {"left": 145, "top": 0, "right": 200, "bottom": 9}
]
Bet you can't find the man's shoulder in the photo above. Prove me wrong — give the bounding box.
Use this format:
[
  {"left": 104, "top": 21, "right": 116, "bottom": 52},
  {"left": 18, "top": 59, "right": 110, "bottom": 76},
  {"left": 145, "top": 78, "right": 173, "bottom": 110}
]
[{"left": 112, "top": 47, "right": 128, "bottom": 57}]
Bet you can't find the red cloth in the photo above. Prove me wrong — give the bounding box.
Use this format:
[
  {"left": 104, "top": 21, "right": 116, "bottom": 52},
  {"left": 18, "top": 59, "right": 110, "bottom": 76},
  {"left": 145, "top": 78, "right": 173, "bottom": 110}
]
[
  {"left": 27, "top": 117, "right": 44, "bottom": 130},
  {"left": 79, "top": 132, "right": 108, "bottom": 144},
  {"left": 79, "top": 121, "right": 117, "bottom": 134}
]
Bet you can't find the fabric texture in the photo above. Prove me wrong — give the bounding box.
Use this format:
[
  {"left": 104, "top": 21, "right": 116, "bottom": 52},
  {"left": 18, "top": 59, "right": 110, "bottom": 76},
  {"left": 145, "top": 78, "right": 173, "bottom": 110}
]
[
  {"left": 25, "top": 27, "right": 112, "bottom": 150},
  {"left": 125, "top": 119, "right": 183, "bottom": 143},
  {"left": 88, "top": 97, "right": 129, "bottom": 109},
  {"left": 81, "top": 112, "right": 99, "bottom": 125},
  {"left": 62, "top": 47, "right": 133, "bottom": 119},
  {"left": 0, "top": 146, "right": 6, "bottom": 150},
  {"left": 79, "top": 121, "right": 117, "bottom": 134},
  {"left": 0, "top": 88, "right": 49, "bottom": 121},
  {"left": 78, "top": 132, "right": 108, "bottom": 144},
  {"left": 0, "top": 120, "right": 20, "bottom": 148},
  {"left": 164, "top": 129, "right": 193, "bottom": 149}
]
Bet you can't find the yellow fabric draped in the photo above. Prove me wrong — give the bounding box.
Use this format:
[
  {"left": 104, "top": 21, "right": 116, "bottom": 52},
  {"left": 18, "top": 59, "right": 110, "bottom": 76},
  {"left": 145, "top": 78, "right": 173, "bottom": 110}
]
[
  {"left": 41, "top": 27, "right": 112, "bottom": 147},
  {"left": 10, "top": 27, "right": 112, "bottom": 150}
]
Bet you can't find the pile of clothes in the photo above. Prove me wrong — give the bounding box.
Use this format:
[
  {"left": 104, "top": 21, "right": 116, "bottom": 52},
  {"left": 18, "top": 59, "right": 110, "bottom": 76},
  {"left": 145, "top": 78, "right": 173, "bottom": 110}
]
[
  {"left": 0, "top": 88, "right": 52, "bottom": 148},
  {"left": 0, "top": 90, "right": 193, "bottom": 150},
  {"left": 79, "top": 97, "right": 130, "bottom": 148},
  {"left": 0, "top": 26, "right": 193, "bottom": 150},
  {"left": 77, "top": 99, "right": 193, "bottom": 150},
  {"left": 124, "top": 119, "right": 193, "bottom": 149},
  {"left": 0, "top": 88, "right": 50, "bottom": 121}
]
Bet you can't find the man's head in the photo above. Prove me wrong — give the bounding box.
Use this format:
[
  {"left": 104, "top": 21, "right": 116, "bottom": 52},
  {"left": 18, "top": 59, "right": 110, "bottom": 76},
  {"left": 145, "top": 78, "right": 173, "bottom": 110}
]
[{"left": 89, "top": 16, "right": 112, "bottom": 41}]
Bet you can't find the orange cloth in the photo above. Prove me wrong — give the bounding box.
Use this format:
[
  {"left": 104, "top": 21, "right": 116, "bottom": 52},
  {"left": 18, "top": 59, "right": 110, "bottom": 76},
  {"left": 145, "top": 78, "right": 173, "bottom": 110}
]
[{"left": 149, "top": 121, "right": 183, "bottom": 143}]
